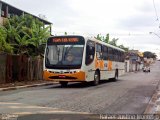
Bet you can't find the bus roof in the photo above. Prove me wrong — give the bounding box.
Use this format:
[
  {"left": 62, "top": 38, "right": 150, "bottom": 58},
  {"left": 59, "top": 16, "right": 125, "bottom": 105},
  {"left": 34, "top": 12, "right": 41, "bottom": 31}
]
[
  {"left": 48, "top": 35, "right": 125, "bottom": 52},
  {"left": 85, "top": 37, "right": 125, "bottom": 52}
]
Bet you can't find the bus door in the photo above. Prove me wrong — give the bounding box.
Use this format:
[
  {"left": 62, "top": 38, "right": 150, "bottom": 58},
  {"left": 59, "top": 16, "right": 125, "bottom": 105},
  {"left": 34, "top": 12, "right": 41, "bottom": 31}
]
[
  {"left": 95, "top": 43, "right": 104, "bottom": 70},
  {"left": 85, "top": 40, "right": 95, "bottom": 81}
]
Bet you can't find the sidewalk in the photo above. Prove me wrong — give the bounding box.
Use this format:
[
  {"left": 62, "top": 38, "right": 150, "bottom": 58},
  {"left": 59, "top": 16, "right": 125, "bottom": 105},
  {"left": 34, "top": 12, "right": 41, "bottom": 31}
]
[
  {"left": 144, "top": 65, "right": 160, "bottom": 114},
  {"left": 147, "top": 82, "right": 160, "bottom": 114},
  {"left": 0, "top": 80, "right": 56, "bottom": 91},
  {"left": 154, "top": 85, "right": 160, "bottom": 114}
]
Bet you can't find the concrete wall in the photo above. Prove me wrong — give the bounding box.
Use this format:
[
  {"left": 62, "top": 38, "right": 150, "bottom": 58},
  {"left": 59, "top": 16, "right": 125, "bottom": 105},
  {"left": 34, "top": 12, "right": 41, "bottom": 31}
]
[{"left": 125, "top": 60, "right": 130, "bottom": 72}]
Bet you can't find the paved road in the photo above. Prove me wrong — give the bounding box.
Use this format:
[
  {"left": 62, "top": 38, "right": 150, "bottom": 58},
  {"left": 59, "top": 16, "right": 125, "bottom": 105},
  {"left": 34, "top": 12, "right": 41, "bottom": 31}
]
[{"left": 0, "top": 61, "right": 160, "bottom": 119}]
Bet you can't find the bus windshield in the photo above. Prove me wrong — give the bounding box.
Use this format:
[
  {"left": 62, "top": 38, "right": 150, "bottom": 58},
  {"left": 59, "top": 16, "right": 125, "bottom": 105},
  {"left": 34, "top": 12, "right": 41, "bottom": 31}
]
[{"left": 45, "top": 44, "right": 84, "bottom": 69}]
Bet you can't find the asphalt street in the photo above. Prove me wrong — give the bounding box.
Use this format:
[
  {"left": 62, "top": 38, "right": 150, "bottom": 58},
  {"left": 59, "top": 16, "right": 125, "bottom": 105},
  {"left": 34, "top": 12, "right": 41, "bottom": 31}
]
[{"left": 0, "top": 61, "right": 160, "bottom": 119}]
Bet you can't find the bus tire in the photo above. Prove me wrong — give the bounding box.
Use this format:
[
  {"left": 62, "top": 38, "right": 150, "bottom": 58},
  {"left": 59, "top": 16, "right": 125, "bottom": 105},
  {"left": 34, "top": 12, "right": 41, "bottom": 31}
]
[
  {"left": 59, "top": 81, "right": 68, "bottom": 87},
  {"left": 92, "top": 71, "right": 100, "bottom": 86},
  {"left": 113, "top": 70, "right": 118, "bottom": 81}
]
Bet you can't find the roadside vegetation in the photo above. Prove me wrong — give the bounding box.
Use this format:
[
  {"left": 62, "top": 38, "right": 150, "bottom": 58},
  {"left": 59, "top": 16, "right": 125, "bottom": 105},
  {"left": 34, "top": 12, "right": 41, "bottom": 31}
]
[
  {"left": 143, "top": 51, "right": 157, "bottom": 59},
  {"left": 0, "top": 14, "right": 50, "bottom": 56},
  {"left": 95, "top": 33, "right": 129, "bottom": 51}
]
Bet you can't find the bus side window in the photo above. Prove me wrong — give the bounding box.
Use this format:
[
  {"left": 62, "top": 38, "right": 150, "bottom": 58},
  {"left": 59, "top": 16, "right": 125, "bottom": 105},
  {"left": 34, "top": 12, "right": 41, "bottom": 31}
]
[
  {"left": 85, "top": 40, "right": 95, "bottom": 65},
  {"left": 115, "top": 50, "right": 118, "bottom": 62},
  {"left": 119, "top": 51, "right": 122, "bottom": 62},
  {"left": 102, "top": 45, "right": 108, "bottom": 60},
  {"left": 108, "top": 47, "right": 113, "bottom": 61},
  {"left": 96, "top": 43, "right": 102, "bottom": 60},
  {"left": 113, "top": 49, "right": 115, "bottom": 61}
]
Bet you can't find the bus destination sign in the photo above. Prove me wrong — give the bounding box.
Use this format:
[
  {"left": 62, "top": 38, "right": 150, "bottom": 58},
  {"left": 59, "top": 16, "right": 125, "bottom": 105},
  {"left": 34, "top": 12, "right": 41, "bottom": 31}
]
[
  {"left": 48, "top": 36, "right": 85, "bottom": 45},
  {"left": 52, "top": 38, "right": 79, "bottom": 43}
]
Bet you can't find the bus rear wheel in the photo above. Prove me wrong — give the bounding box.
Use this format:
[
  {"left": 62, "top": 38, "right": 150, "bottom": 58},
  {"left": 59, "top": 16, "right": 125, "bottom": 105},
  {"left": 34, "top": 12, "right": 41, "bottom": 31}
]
[
  {"left": 59, "top": 81, "right": 68, "bottom": 87},
  {"left": 113, "top": 70, "right": 118, "bottom": 81},
  {"left": 92, "top": 71, "right": 100, "bottom": 86}
]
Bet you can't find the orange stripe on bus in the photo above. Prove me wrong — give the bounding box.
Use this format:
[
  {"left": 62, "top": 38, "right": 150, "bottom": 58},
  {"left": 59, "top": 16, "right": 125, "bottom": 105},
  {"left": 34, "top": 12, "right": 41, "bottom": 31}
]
[
  {"left": 95, "top": 59, "right": 104, "bottom": 70},
  {"left": 108, "top": 60, "right": 112, "bottom": 71}
]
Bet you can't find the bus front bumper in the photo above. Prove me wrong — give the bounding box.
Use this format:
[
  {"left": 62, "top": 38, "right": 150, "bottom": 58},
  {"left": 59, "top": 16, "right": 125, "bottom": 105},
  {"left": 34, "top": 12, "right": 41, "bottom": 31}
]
[{"left": 43, "top": 70, "right": 86, "bottom": 82}]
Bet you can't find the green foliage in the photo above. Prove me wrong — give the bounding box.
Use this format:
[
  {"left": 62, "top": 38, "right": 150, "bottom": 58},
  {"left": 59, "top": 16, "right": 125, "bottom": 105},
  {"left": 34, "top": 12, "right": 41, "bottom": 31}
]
[
  {"left": 104, "top": 33, "right": 109, "bottom": 43},
  {"left": 95, "top": 33, "right": 129, "bottom": 51},
  {"left": 118, "top": 44, "right": 129, "bottom": 52},
  {"left": 109, "top": 38, "right": 118, "bottom": 46},
  {"left": 143, "top": 51, "right": 157, "bottom": 58},
  {"left": 96, "top": 34, "right": 102, "bottom": 41},
  {"left": 95, "top": 33, "right": 110, "bottom": 43},
  {"left": 0, "top": 26, "right": 13, "bottom": 53},
  {"left": 4, "top": 14, "right": 50, "bottom": 56},
  {"left": 23, "top": 24, "right": 50, "bottom": 56},
  {"left": 109, "top": 38, "right": 129, "bottom": 51},
  {"left": 64, "top": 32, "right": 67, "bottom": 35}
]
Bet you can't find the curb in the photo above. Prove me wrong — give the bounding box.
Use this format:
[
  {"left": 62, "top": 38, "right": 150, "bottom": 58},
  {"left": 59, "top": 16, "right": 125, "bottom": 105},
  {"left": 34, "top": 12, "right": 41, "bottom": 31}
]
[
  {"left": 143, "top": 91, "right": 157, "bottom": 114},
  {"left": 144, "top": 79, "right": 160, "bottom": 114},
  {"left": 0, "top": 82, "right": 57, "bottom": 92}
]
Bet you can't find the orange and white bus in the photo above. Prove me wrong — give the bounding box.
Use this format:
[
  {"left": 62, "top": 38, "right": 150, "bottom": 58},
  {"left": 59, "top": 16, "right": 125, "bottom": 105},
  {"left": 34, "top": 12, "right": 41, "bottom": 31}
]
[{"left": 43, "top": 35, "right": 125, "bottom": 87}]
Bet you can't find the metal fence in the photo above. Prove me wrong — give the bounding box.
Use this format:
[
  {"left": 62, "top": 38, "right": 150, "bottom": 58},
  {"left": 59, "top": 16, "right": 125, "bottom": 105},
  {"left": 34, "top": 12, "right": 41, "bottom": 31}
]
[{"left": 0, "top": 54, "right": 43, "bottom": 84}]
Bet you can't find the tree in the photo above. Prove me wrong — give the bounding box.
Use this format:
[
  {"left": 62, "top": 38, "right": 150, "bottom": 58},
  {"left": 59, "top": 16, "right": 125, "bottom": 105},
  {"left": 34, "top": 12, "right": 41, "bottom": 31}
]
[
  {"left": 64, "top": 32, "right": 67, "bottom": 35},
  {"left": 96, "top": 34, "right": 102, "bottom": 41},
  {"left": 5, "top": 17, "right": 26, "bottom": 54},
  {"left": 23, "top": 21, "right": 50, "bottom": 56},
  {"left": 0, "top": 26, "right": 13, "bottom": 53},
  {"left": 4, "top": 14, "right": 50, "bottom": 56},
  {"left": 118, "top": 44, "right": 129, "bottom": 51},
  {"left": 104, "top": 33, "right": 109, "bottom": 43},
  {"left": 95, "top": 33, "right": 129, "bottom": 51},
  {"left": 95, "top": 33, "right": 110, "bottom": 43},
  {"left": 109, "top": 38, "right": 118, "bottom": 46},
  {"left": 143, "top": 51, "right": 157, "bottom": 58}
]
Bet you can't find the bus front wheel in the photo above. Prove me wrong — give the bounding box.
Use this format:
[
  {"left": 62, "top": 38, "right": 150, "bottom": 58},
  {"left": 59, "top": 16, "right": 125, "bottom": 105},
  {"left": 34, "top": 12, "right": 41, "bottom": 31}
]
[{"left": 59, "top": 81, "right": 68, "bottom": 87}]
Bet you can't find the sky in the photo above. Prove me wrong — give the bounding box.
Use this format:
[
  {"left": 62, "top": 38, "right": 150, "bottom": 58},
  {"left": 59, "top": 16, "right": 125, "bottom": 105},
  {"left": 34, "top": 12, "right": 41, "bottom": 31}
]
[{"left": 3, "top": 0, "right": 160, "bottom": 58}]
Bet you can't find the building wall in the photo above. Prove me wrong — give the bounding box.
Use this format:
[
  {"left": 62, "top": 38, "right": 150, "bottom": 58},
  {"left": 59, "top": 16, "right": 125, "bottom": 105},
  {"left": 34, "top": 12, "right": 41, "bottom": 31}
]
[
  {"left": 125, "top": 60, "right": 130, "bottom": 72},
  {"left": 0, "top": 17, "right": 7, "bottom": 25}
]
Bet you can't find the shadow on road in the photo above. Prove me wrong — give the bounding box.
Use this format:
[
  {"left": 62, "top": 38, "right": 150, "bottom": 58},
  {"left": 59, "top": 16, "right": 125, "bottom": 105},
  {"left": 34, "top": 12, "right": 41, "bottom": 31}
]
[{"left": 46, "top": 79, "right": 122, "bottom": 89}]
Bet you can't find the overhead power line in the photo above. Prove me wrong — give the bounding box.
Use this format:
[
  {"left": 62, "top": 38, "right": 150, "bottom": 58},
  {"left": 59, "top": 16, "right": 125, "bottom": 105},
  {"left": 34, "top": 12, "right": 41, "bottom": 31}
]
[
  {"left": 153, "top": 0, "right": 160, "bottom": 28},
  {"left": 153, "top": 0, "right": 159, "bottom": 21}
]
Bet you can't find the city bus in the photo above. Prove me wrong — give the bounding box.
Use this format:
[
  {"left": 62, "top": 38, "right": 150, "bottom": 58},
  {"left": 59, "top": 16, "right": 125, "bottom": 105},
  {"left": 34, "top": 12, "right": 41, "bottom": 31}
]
[{"left": 43, "top": 35, "right": 125, "bottom": 87}]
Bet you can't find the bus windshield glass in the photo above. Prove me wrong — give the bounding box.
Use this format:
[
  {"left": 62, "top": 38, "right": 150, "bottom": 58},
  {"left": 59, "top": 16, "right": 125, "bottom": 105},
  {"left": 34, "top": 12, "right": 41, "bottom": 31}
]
[{"left": 45, "top": 37, "right": 85, "bottom": 69}]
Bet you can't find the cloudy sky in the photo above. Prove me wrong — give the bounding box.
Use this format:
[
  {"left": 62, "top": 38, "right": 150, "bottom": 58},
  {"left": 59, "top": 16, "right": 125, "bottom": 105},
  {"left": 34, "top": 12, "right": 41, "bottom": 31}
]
[{"left": 3, "top": 0, "right": 160, "bottom": 57}]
